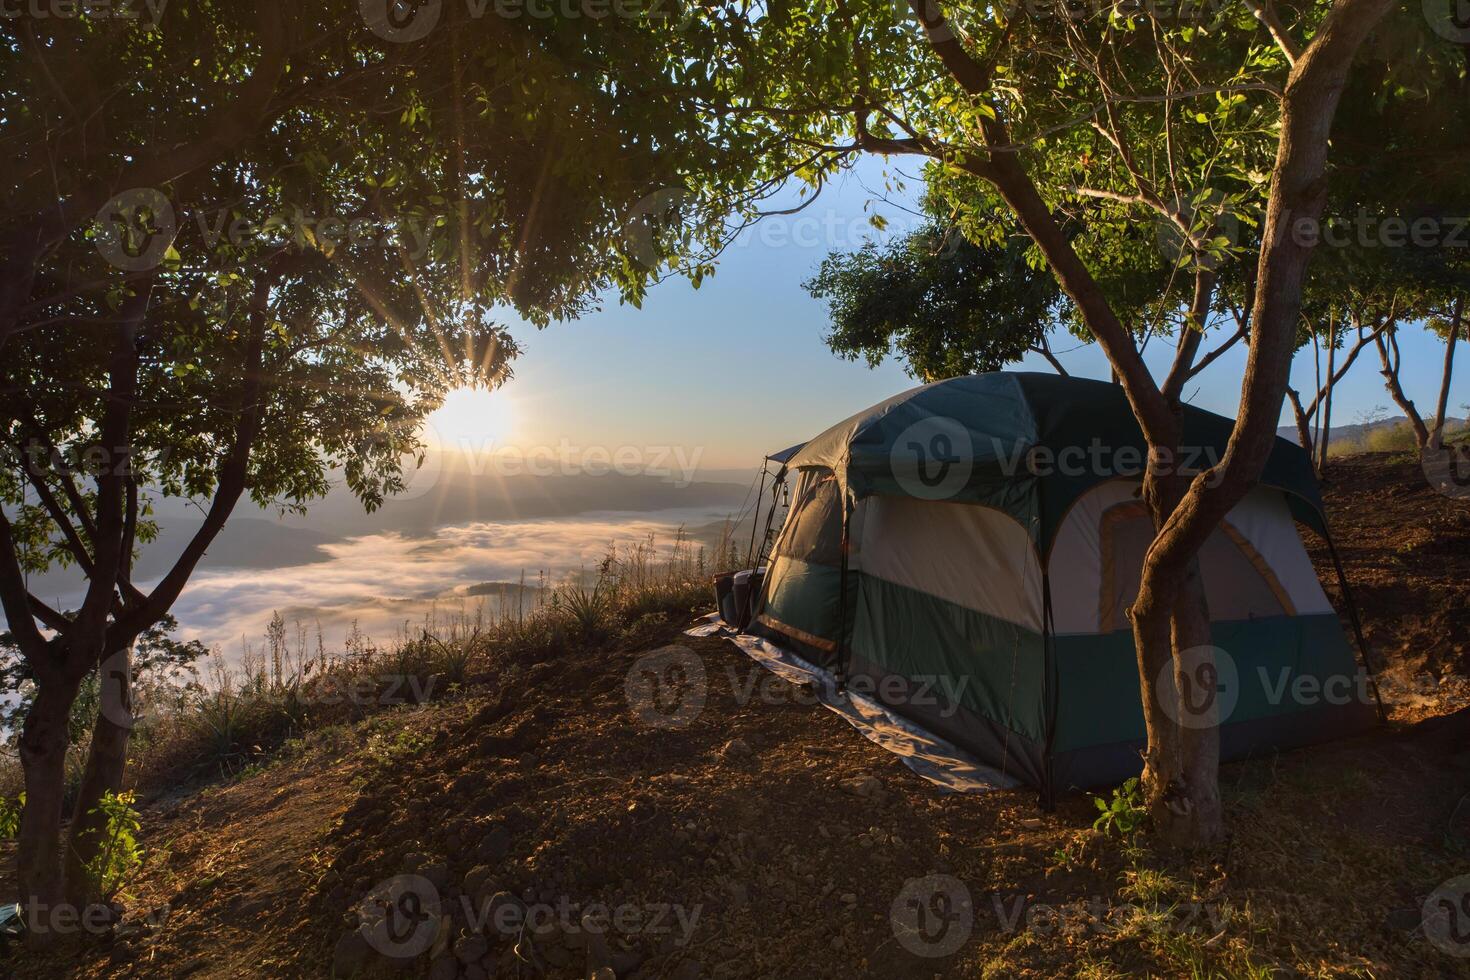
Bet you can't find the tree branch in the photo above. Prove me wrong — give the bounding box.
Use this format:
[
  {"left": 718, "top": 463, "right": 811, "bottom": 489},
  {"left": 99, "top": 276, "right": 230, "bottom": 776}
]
[
  {"left": 1242, "top": 0, "right": 1303, "bottom": 66},
  {"left": 1162, "top": 270, "right": 1217, "bottom": 401},
  {"left": 113, "top": 268, "right": 276, "bottom": 640},
  {"left": 16, "top": 459, "right": 95, "bottom": 577},
  {"left": 0, "top": 510, "right": 52, "bottom": 666},
  {"left": 1144, "top": 0, "right": 1398, "bottom": 578}
]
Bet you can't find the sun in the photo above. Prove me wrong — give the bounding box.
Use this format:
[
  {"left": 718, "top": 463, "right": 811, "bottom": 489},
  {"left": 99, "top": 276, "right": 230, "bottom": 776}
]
[{"left": 423, "top": 386, "right": 517, "bottom": 452}]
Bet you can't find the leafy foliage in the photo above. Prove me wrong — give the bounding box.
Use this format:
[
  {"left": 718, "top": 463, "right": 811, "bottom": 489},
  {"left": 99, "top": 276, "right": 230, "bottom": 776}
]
[
  {"left": 0, "top": 794, "right": 22, "bottom": 840},
  {"left": 1093, "top": 777, "right": 1148, "bottom": 838},
  {"left": 0, "top": 617, "right": 205, "bottom": 739},
  {"left": 79, "top": 791, "right": 144, "bottom": 902},
  {"left": 806, "top": 217, "right": 1068, "bottom": 379}
]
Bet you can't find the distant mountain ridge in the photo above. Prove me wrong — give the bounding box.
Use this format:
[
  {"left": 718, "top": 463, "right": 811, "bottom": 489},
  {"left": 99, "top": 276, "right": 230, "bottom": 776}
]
[{"left": 1276, "top": 415, "right": 1468, "bottom": 447}]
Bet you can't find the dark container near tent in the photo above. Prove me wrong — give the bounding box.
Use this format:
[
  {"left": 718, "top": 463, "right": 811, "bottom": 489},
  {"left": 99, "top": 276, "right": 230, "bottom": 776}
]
[
  {"left": 732, "top": 569, "right": 765, "bottom": 631},
  {"left": 713, "top": 572, "right": 739, "bottom": 626}
]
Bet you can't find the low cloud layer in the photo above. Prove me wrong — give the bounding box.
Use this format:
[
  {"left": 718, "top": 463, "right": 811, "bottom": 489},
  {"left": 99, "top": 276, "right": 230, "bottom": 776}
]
[{"left": 146, "top": 508, "right": 729, "bottom": 656}]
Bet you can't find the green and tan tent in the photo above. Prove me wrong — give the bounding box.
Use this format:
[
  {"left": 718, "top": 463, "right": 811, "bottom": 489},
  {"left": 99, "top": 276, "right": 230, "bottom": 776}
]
[{"left": 749, "top": 372, "right": 1379, "bottom": 802}]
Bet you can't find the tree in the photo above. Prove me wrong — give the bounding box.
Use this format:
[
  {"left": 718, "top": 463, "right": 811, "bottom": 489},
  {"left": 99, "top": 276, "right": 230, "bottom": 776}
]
[
  {"left": 678, "top": 0, "right": 1429, "bottom": 842},
  {"left": 1, "top": 1, "right": 763, "bottom": 928},
  {"left": 805, "top": 197, "right": 1262, "bottom": 384},
  {"left": 1289, "top": 31, "right": 1470, "bottom": 462},
  {"left": 805, "top": 217, "right": 1072, "bottom": 378},
  {"left": 1374, "top": 301, "right": 1468, "bottom": 450}
]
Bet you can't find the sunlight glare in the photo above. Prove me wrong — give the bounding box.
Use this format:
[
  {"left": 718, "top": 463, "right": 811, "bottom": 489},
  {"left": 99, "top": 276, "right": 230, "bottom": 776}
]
[{"left": 423, "top": 386, "right": 517, "bottom": 452}]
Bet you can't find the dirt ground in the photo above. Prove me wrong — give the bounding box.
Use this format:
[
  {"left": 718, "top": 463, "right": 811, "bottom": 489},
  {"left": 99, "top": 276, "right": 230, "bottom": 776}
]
[
  {"left": 5, "top": 452, "right": 1469, "bottom": 979},
  {"left": 1304, "top": 454, "right": 1470, "bottom": 722}
]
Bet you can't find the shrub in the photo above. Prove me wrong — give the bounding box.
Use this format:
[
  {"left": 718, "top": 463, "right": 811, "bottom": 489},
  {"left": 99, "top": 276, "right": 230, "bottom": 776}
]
[
  {"left": 81, "top": 790, "right": 144, "bottom": 902},
  {"left": 0, "top": 793, "right": 22, "bottom": 838},
  {"left": 1092, "top": 777, "right": 1147, "bottom": 838}
]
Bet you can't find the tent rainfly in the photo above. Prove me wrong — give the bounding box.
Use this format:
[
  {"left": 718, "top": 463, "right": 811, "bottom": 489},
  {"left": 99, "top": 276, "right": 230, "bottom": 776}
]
[{"left": 748, "top": 372, "right": 1379, "bottom": 802}]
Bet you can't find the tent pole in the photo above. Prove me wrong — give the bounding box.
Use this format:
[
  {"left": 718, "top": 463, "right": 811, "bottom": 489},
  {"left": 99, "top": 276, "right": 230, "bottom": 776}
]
[
  {"left": 749, "top": 468, "right": 787, "bottom": 624},
  {"left": 745, "top": 463, "right": 766, "bottom": 568},
  {"left": 1039, "top": 567, "right": 1058, "bottom": 812},
  {"left": 834, "top": 493, "right": 852, "bottom": 691},
  {"left": 755, "top": 468, "right": 785, "bottom": 569},
  {"left": 1323, "top": 525, "right": 1387, "bottom": 723}
]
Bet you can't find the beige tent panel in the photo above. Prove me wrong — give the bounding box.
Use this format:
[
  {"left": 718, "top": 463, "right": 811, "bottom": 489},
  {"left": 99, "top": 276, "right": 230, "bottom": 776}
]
[
  {"left": 1049, "top": 481, "right": 1334, "bottom": 636},
  {"left": 854, "top": 495, "right": 1043, "bottom": 632}
]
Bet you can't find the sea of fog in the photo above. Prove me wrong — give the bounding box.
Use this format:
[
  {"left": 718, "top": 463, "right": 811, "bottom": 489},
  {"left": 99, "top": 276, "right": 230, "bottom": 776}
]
[{"left": 26, "top": 505, "right": 745, "bottom": 661}]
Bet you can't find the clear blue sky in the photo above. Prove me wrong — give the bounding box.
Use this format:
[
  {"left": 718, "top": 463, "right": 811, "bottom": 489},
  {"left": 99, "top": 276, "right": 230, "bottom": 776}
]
[{"left": 482, "top": 158, "right": 1465, "bottom": 473}]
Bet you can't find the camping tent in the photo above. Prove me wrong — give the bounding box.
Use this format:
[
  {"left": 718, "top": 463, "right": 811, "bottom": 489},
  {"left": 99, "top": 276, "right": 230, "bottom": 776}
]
[{"left": 748, "top": 372, "right": 1379, "bottom": 801}]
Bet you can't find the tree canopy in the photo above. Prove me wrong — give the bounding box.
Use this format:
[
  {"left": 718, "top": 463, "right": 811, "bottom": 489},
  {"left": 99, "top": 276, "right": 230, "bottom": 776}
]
[
  {"left": 0, "top": 0, "right": 780, "bottom": 915},
  {"left": 805, "top": 215, "right": 1070, "bottom": 379}
]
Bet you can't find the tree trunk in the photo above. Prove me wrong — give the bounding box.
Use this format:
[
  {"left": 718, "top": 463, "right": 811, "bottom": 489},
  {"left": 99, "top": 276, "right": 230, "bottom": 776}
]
[
  {"left": 65, "top": 639, "right": 137, "bottom": 905},
  {"left": 1133, "top": 469, "right": 1224, "bottom": 845},
  {"left": 1287, "top": 388, "right": 1315, "bottom": 458},
  {"left": 1429, "top": 299, "right": 1463, "bottom": 451},
  {"left": 1377, "top": 333, "right": 1431, "bottom": 448},
  {"left": 903, "top": 0, "right": 1395, "bottom": 848},
  {"left": 17, "top": 674, "right": 82, "bottom": 946},
  {"left": 1319, "top": 316, "right": 1337, "bottom": 472}
]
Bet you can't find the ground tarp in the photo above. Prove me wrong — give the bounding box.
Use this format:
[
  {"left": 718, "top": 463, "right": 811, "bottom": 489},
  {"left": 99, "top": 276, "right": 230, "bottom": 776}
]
[{"left": 683, "top": 615, "right": 1021, "bottom": 794}]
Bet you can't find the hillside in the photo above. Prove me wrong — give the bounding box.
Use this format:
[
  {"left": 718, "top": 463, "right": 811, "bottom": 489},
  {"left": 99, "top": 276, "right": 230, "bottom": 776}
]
[{"left": 3, "top": 453, "right": 1468, "bottom": 979}]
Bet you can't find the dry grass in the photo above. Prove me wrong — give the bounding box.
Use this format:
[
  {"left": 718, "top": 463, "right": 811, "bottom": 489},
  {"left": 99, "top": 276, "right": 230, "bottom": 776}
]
[{"left": 1325, "top": 417, "right": 1470, "bottom": 458}]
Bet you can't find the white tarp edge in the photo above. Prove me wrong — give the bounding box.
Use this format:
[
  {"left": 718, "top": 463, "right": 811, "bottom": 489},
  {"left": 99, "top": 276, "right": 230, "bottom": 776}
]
[{"left": 682, "top": 615, "right": 1021, "bottom": 794}]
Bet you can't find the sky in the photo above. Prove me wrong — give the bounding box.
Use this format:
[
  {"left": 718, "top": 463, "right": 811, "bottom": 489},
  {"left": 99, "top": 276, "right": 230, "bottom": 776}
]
[{"left": 428, "top": 156, "right": 1467, "bottom": 474}]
